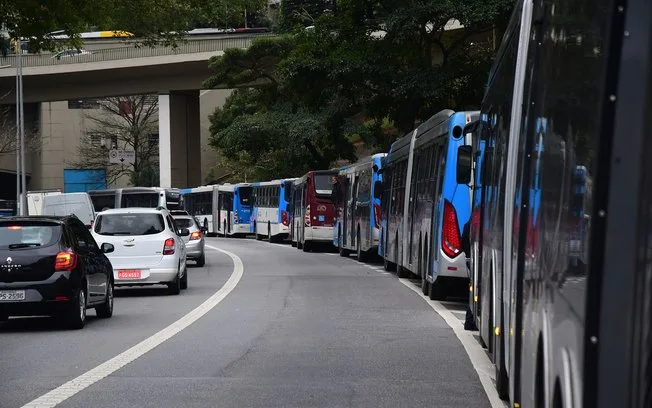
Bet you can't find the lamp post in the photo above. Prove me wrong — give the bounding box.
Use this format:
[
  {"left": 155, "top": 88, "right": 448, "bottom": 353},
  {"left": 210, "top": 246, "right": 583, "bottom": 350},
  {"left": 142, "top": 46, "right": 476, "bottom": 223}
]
[{"left": 14, "top": 37, "right": 25, "bottom": 215}]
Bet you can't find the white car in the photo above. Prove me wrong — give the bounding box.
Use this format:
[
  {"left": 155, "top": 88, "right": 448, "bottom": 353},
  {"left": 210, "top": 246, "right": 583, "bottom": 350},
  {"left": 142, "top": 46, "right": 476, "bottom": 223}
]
[{"left": 91, "top": 207, "right": 189, "bottom": 295}]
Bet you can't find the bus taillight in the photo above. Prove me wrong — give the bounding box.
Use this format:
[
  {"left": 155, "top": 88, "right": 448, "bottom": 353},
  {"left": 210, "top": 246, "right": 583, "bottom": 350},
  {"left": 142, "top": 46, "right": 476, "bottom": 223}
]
[
  {"left": 305, "top": 205, "right": 311, "bottom": 227},
  {"left": 281, "top": 210, "right": 289, "bottom": 226},
  {"left": 373, "top": 203, "right": 381, "bottom": 229},
  {"left": 234, "top": 210, "right": 239, "bottom": 224},
  {"left": 442, "top": 200, "right": 462, "bottom": 258}
]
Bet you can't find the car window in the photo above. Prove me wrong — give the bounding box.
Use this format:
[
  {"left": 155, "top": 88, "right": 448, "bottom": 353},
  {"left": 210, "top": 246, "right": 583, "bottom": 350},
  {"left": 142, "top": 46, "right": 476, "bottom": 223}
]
[
  {"left": 69, "top": 220, "right": 98, "bottom": 250},
  {"left": 166, "top": 215, "right": 176, "bottom": 232},
  {"left": 0, "top": 222, "right": 61, "bottom": 249},
  {"left": 173, "top": 218, "right": 194, "bottom": 229},
  {"left": 94, "top": 213, "right": 165, "bottom": 236}
]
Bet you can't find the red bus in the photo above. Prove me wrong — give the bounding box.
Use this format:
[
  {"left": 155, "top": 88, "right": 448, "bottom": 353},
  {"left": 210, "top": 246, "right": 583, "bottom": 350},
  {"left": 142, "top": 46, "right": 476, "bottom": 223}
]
[{"left": 291, "top": 170, "right": 338, "bottom": 251}]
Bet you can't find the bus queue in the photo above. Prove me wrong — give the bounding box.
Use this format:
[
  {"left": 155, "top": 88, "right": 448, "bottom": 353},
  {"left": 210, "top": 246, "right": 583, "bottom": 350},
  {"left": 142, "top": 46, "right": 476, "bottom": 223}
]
[{"left": 180, "top": 0, "right": 650, "bottom": 406}]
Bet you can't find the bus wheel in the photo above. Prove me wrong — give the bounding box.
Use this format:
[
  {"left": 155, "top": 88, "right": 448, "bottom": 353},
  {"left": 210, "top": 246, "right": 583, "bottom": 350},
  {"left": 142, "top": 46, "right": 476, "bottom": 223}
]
[
  {"left": 383, "top": 257, "right": 395, "bottom": 272},
  {"left": 420, "top": 249, "right": 429, "bottom": 296},
  {"left": 429, "top": 279, "right": 446, "bottom": 301},
  {"left": 302, "top": 240, "right": 311, "bottom": 252},
  {"left": 356, "top": 231, "right": 366, "bottom": 262}
]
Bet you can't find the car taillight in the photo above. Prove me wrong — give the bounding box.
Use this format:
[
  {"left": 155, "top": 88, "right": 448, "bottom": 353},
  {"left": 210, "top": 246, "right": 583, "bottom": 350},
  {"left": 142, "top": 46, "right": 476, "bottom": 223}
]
[
  {"left": 281, "top": 210, "right": 289, "bottom": 226},
  {"left": 190, "top": 231, "right": 201, "bottom": 240},
  {"left": 442, "top": 200, "right": 462, "bottom": 258},
  {"left": 55, "top": 250, "right": 78, "bottom": 272},
  {"left": 305, "top": 205, "right": 311, "bottom": 227},
  {"left": 163, "top": 238, "right": 175, "bottom": 255},
  {"left": 234, "top": 210, "right": 239, "bottom": 224},
  {"left": 373, "top": 203, "right": 381, "bottom": 229}
]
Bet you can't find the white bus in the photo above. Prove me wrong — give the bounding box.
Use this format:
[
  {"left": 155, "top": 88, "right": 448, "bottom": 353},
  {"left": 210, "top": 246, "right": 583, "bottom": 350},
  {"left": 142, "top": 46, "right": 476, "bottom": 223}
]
[
  {"left": 251, "top": 178, "right": 296, "bottom": 242},
  {"left": 216, "top": 183, "right": 253, "bottom": 237},
  {"left": 87, "top": 187, "right": 184, "bottom": 212},
  {"left": 181, "top": 185, "right": 218, "bottom": 236}
]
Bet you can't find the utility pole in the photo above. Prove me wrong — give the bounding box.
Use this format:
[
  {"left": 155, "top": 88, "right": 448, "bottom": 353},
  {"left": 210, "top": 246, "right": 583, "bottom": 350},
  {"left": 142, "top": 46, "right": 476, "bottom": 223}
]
[
  {"left": 14, "top": 39, "right": 20, "bottom": 214},
  {"left": 244, "top": 8, "right": 248, "bottom": 28},
  {"left": 15, "top": 38, "right": 26, "bottom": 215}
]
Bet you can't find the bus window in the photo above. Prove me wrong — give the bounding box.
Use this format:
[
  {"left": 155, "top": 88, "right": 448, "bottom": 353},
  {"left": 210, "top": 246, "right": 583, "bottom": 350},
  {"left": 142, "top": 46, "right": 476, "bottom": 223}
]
[
  {"left": 238, "top": 187, "right": 252, "bottom": 206},
  {"left": 121, "top": 192, "right": 159, "bottom": 208},
  {"left": 314, "top": 174, "right": 336, "bottom": 197}
]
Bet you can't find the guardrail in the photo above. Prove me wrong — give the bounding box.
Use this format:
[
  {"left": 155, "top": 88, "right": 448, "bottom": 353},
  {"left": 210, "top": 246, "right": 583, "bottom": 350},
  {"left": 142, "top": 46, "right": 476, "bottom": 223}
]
[{"left": 0, "top": 34, "right": 274, "bottom": 68}]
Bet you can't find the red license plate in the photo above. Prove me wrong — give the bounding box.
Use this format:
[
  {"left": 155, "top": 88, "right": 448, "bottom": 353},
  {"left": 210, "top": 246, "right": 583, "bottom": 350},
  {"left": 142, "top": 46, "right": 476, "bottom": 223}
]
[{"left": 118, "top": 270, "right": 141, "bottom": 279}]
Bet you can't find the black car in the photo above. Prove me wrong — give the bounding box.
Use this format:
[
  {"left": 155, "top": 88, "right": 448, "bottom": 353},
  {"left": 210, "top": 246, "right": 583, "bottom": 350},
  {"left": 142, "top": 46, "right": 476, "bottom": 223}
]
[{"left": 0, "top": 215, "right": 115, "bottom": 329}]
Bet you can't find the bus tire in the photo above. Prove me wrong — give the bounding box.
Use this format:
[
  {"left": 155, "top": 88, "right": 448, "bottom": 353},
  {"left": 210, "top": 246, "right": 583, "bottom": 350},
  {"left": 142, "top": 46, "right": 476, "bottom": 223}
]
[
  {"left": 429, "top": 279, "right": 446, "bottom": 301},
  {"left": 383, "top": 257, "right": 395, "bottom": 272},
  {"left": 302, "top": 240, "right": 311, "bottom": 252},
  {"left": 356, "top": 231, "right": 366, "bottom": 262}
]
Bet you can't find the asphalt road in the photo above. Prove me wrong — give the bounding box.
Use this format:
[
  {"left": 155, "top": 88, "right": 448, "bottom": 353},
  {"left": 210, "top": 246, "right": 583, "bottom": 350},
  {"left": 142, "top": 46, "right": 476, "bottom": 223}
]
[{"left": 0, "top": 237, "right": 493, "bottom": 408}]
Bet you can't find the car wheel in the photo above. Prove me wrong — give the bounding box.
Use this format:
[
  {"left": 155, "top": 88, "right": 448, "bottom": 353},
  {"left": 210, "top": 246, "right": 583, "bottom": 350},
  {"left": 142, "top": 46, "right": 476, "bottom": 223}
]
[
  {"left": 95, "top": 280, "right": 114, "bottom": 318},
  {"left": 196, "top": 253, "right": 205, "bottom": 267},
  {"left": 65, "top": 287, "right": 86, "bottom": 329},
  {"left": 168, "top": 272, "right": 181, "bottom": 295},
  {"left": 180, "top": 266, "right": 188, "bottom": 290}
]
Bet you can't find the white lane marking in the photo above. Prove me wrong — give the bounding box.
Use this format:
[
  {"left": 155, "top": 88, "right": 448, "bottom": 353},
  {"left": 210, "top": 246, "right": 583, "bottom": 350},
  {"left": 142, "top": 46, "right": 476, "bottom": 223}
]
[
  {"left": 22, "top": 245, "right": 243, "bottom": 408},
  {"left": 398, "top": 279, "right": 508, "bottom": 408}
]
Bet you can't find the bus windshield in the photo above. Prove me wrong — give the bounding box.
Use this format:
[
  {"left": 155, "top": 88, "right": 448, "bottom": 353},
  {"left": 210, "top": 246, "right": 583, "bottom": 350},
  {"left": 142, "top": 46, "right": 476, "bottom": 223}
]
[
  {"left": 314, "top": 174, "right": 335, "bottom": 197},
  {"left": 238, "top": 187, "right": 252, "bottom": 206}
]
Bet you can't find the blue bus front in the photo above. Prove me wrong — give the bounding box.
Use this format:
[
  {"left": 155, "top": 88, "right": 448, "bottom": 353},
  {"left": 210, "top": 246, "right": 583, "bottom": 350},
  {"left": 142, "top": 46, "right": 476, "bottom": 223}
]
[
  {"left": 233, "top": 184, "right": 253, "bottom": 235},
  {"left": 429, "top": 111, "right": 477, "bottom": 292}
]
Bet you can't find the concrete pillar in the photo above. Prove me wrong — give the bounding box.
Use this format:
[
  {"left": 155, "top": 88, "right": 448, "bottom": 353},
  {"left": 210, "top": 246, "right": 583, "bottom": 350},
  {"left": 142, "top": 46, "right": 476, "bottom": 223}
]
[{"left": 158, "top": 90, "right": 201, "bottom": 188}]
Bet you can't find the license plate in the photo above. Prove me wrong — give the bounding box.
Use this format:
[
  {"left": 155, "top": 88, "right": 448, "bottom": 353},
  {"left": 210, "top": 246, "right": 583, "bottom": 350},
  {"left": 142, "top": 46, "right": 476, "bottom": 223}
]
[
  {"left": 118, "top": 270, "right": 142, "bottom": 279},
  {"left": 0, "top": 290, "right": 26, "bottom": 301},
  {"left": 318, "top": 215, "right": 325, "bottom": 222}
]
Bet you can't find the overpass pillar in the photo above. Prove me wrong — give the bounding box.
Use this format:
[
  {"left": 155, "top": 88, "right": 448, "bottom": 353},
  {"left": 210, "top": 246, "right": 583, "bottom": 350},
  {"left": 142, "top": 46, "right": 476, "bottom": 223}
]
[{"left": 158, "top": 91, "right": 202, "bottom": 188}]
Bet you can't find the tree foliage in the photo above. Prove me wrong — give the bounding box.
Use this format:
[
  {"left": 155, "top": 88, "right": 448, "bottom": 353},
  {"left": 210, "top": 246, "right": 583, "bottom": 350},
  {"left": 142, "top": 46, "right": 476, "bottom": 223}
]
[
  {"left": 68, "top": 95, "right": 160, "bottom": 187},
  {"left": 0, "top": 104, "right": 40, "bottom": 156},
  {"left": 205, "top": 0, "right": 513, "bottom": 181},
  {"left": 0, "top": 0, "right": 268, "bottom": 53}
]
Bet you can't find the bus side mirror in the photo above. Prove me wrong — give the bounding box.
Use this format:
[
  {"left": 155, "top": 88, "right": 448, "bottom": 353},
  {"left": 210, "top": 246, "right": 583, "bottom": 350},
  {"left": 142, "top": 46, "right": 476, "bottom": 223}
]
[
  {"left": 373, "top": 180, "right": 383, "bottom": 199},
  {"left": 372, "top": 164, "right": 379, "bottom": 173},
  {"left": 456, "top": 145, "right": 473, "bottom": 185}
]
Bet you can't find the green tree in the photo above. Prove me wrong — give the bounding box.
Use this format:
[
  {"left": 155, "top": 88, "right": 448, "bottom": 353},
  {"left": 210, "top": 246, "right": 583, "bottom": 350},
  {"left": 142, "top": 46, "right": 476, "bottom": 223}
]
[
  {"left": 0, "top": 0, "right": 248, "bottom": 52},
  {"left": 68, "top": 95, "right": 160, "bottom": 187},
  {"left": 279, "top": 0, "right": 336, "bottom": 31},
  {"left": 205, "top": 0, "right": 513, "bottom": 180}
]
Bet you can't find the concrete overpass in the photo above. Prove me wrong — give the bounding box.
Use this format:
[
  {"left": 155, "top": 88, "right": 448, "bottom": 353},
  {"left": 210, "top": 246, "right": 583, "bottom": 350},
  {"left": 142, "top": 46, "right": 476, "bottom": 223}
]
[{"left": 0, "top": 34, "right": 271, "bottom": 189}]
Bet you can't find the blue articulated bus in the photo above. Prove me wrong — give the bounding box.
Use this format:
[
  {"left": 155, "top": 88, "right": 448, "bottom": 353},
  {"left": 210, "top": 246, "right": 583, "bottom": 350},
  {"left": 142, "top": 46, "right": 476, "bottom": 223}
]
[
  {"left": 332, "top": 153, "right": 386, "bottom": 261},
  {"left": 381, "top": 109, "right": 478, "bottom": 301},
  {"left": 251, "top": 178, "right": 297, "bottom": 242}
]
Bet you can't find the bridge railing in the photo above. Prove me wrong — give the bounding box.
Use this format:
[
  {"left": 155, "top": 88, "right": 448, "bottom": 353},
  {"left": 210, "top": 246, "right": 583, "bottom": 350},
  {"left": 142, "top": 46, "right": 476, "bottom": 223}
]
[{"left": 0, "top": 35, "right": 273, "bottom": 68}]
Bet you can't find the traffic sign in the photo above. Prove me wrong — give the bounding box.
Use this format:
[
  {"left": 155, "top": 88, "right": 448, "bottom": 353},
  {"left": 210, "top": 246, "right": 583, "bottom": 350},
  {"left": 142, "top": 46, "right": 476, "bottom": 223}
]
[{"left": 108, "top": 149, "right": 135, "bottom": 164}]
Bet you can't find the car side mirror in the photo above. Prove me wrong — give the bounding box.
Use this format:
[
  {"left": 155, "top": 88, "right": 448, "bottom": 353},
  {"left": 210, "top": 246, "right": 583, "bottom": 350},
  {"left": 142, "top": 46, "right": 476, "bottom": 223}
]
[
  {"left": 179, "top": 228, "right": 190, "bottom": 237},
  {"left": 101, "top": 243, "right": 114, "bottom": 254},
  {"left": 456, "top": 145, "right": 473, "bottom": 185}
]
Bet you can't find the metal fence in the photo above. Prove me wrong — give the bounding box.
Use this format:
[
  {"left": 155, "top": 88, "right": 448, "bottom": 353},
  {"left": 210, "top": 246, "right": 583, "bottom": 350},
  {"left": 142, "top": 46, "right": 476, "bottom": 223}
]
[{"left": 0, "top": 35, "right": 274, "bottom": 68}]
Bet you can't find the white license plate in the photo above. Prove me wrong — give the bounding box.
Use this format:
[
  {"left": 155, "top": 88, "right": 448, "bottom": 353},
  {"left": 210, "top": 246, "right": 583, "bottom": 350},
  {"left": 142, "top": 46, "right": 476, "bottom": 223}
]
[{"left": 0, "top": 290, "right": 26, "bottom": 301}]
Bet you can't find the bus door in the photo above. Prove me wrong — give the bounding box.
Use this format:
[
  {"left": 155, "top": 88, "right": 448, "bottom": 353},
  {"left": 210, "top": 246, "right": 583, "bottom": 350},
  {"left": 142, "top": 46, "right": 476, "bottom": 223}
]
[
  {"left": 343, "top": 174, "right": 354, "bottom": 247},
  {"left": 226, "top": 192, "right": 233, "bottom": 234},
  {"left": 408, "top": 152, "right": 420, "bottom": 265}
]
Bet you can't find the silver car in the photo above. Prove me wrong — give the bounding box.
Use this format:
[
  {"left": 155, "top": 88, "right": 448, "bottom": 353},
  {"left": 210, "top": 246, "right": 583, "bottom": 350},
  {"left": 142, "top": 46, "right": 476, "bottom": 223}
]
[{"left": 172, "top": 215, "right": 206, "bottom": 267}]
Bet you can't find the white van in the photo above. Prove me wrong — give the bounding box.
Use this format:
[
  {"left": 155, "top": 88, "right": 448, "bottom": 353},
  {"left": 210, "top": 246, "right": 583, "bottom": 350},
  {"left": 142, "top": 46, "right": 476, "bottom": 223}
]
[
  {"left": 26, "top": 190, "right": 62, "bottom": 215},
  {"left": 42, "top": 192, "right": 96, "bottom": 228}
]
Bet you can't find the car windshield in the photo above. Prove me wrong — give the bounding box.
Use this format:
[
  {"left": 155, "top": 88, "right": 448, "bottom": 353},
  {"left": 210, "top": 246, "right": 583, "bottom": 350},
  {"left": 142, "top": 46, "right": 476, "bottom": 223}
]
[
  {"left": 173, "top": 218, "right": 194, "bottom": 229},
  {"left": 94, "top": 213, "right": 165, "bottom": 236},
  {"left": 0, "top": 222, "right": 60, "bottom": 249}
]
